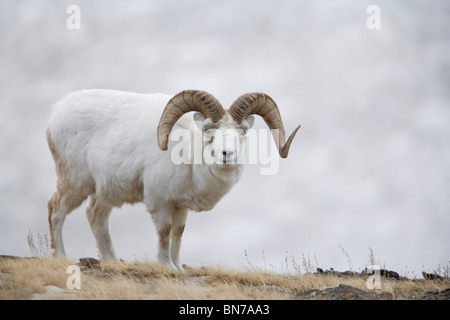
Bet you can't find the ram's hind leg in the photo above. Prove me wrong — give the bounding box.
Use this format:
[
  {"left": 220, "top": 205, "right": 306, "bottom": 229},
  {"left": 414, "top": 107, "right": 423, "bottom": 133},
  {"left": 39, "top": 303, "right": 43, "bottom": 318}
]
[
  {"left": 47, "top": 129, "right": 90, "bottom": 258},
  {"left": 47, "top": 190, "right": 85, "bottom": 258},
  {"left": 170, "top": 207, "right": 188, "bottom": 272},
  {"left": 86, "top": 196, "right": 116, "bottom": 261}
]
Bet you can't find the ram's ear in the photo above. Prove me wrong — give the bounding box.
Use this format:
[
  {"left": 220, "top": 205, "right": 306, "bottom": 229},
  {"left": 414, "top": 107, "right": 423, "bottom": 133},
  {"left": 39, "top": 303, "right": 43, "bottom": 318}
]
[
  {"left": 244, "top": 115, "right": 255, "bottom": 129},
  {"left": 193, "top": 112, "right": 206, "bottom": 130},
  {"left": 239, "top": 115, "right": 255, "bottom": 133}
]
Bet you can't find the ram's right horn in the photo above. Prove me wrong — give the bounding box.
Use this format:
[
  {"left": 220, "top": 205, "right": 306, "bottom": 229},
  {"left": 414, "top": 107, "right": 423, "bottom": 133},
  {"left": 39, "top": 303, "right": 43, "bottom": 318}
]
[{"left": 157, "top": 90, "right": 225, "bottom": 151}]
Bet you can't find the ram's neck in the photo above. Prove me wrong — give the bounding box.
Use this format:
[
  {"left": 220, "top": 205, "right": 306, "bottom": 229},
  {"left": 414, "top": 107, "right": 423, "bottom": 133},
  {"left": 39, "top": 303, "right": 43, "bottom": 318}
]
[{"left": 181, "top": 164, "right": 244, "bottom": 212}]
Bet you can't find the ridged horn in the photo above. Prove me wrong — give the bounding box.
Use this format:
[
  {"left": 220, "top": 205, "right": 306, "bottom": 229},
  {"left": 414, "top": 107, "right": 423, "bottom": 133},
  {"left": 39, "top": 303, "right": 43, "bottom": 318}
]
[
  {"left": 229, "top": 92, "right": 300, "bottom": 158},
  {"left": 157, "top": 90, "right": 225, "bottom": 150}
]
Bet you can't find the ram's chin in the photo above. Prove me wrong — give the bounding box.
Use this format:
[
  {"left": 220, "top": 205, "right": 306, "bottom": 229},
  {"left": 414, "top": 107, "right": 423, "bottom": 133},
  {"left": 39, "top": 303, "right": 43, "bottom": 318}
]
[
  {"left": 212, "top": 161, "right": 240, "bottom": 171},
  {"left": 209, "top": 162, "right": 243, "bottom": 184}
]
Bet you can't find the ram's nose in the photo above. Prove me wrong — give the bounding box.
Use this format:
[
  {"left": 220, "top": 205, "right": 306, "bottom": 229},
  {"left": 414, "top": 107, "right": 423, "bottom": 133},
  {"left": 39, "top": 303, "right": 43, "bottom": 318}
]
[{"left": 222, "top": 150, "right": 236, "bottom": 163}]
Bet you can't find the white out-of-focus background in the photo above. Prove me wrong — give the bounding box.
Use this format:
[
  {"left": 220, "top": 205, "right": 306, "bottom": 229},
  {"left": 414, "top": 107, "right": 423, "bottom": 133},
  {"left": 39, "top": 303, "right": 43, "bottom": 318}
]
[{"left": 1, "top": 0, "right": 449, "bottom": 277}]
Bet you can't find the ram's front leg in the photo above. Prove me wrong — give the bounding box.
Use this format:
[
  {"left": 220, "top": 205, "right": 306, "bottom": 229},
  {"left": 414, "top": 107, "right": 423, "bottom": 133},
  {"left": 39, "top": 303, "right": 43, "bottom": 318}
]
[
  {"left": 150, "top": 205, "right": 177, "bottom": 270},
  {"left": 171, "top": 207, "right": 188, "bottom": 272}
]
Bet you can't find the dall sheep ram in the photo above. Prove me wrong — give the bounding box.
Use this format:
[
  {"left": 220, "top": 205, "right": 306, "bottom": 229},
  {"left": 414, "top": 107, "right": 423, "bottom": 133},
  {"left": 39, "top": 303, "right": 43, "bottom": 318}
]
[{"left": 46, "top": 89, "right": 300, "bottom": 271}]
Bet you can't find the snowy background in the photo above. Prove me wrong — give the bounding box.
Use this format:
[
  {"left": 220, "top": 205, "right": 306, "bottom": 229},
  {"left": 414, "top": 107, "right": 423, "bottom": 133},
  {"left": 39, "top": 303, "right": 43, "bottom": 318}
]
[{"left": 1, "top": 0, "right": 449, "bottom": 277}]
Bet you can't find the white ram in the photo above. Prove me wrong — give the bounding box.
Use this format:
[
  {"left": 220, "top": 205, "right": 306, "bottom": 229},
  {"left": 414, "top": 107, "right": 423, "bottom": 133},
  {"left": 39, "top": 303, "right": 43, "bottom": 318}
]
[{"left": 46, "top": 89, "right": 300, "bottom": 271}]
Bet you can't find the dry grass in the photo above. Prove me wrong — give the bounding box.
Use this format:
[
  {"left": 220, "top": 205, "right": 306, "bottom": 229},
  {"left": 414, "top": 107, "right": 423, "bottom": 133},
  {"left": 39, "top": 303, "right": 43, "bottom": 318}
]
[
  {"left": 1, "top": 233, "right": 447, "bottom": 300},
  {"left": 1, "top": 256, "right": 448, "bottom": 300}
]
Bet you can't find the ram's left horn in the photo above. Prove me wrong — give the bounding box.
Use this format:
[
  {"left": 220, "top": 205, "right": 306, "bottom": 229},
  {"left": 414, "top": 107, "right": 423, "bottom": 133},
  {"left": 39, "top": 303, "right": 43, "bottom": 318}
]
[{"left": 228, "top": 92, "right": 300, "bottom": 158}]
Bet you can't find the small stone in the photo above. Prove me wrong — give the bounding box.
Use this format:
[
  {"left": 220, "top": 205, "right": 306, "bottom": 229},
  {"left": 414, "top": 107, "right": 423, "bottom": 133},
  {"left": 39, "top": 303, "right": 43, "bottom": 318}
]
[{"left": 78, "top": 257, "right": 101, "bottom": 269}]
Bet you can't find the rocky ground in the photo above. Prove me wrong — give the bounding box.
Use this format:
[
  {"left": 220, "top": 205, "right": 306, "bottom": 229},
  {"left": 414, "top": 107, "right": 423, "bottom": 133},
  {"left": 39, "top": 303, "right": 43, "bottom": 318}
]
[{"left": 296, "top": 283, "right": 450, "bottom": 300}]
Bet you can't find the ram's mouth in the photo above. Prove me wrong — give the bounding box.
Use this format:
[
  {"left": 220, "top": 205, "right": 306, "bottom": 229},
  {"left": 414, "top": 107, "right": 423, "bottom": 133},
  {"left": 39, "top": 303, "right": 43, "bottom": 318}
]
[
  {"left": 216, "top": 159, "right": 238, "bottom": 168},
  {"left": 222, "top": 161, "right": 237, "bottom": 166}
]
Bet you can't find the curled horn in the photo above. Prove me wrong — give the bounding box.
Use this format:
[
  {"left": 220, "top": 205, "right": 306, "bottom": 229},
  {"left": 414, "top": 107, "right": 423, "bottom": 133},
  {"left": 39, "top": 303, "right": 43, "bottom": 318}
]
[
  {"left": 229, "top": 93, "right": 300, "bottom": 158},
  {"left": 157, "top": 90, "right": 225, "bottom": 150}
]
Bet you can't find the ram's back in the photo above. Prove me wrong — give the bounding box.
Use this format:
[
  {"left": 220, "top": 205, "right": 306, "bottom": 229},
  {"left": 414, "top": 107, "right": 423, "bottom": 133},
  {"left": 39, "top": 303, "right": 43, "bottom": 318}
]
[{"left": 46, "top": 89, "right": 178, "bottom": 206}]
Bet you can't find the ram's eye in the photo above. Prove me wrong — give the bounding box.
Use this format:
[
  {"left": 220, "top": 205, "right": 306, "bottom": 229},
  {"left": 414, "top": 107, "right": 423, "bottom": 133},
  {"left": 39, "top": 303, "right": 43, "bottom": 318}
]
[
  {"left": 203, "top": 126, "right": 212, "bottom": 133},
  {"left": 203, "top": 127, "right": 215, "bottom": 144}
]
